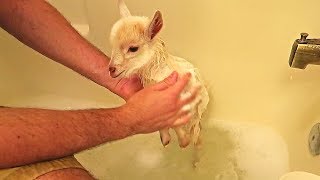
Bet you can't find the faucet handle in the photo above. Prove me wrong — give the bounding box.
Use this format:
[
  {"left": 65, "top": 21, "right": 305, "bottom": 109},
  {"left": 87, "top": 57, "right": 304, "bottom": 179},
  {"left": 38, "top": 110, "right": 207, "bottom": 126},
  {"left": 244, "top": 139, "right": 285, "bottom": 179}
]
[{"left": 299, "top": 32, "right": 309, "bottom": 44}]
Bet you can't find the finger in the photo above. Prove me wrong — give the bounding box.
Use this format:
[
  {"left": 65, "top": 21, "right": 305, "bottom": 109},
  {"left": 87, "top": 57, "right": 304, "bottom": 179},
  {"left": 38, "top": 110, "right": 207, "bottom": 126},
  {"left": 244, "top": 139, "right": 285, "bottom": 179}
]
[
  {"left": 154, "top": 107, "right": 190, "bottom": 129},
  {"left": 178, "top": 85, "right": 201, "bottom": 107},
  {"left": 172, "top": 113, "right": 192, "bottom": 127},
  {"left": 164, "top": 107, "right": 191, "bottom": 127},
  {"left": 178, "top": 104, "right": 192, "bottom": 117},
  {"left": 129, "top": 74, "right": 142, "bottom": 84},
  {"left": 175, "top": 106, "right": 191, "bottom": 119},
  {"left": 172, "top": 98, "right": 202, "bottom": 127},
  {"left": 153, "top": 110, "right": 180, "bottom": 128},
  {"left": 169, "top": 72, "right": 191, "bottom": 94},
  {"left": 152, "top": 71, "right": 178, "bottom": 91}
]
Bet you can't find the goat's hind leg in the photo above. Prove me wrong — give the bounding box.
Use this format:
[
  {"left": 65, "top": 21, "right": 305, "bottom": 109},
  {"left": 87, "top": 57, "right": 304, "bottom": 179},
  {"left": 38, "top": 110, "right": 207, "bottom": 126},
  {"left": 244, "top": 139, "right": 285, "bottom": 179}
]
[
  {"left": 174, "top": 126, "right": 190, "bottom": 148},
  {"left": 159, "top": 129, "right": 171, "bottom": 146}
]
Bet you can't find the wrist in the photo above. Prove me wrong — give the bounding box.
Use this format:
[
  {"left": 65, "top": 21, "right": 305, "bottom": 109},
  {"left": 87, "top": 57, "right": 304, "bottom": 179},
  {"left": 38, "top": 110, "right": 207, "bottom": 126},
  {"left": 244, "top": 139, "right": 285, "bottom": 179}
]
[
  {"left": 115, "top": 104, "right": 139, "bottom": 136},
  {"left": 83, "top": 54, "right": 128, "bottom": 98},
  {"left": 82, "top": 53, "right": 111, "bottom": 87},
  {"left": 105, "top": 106, "right": 136, "bottom": 138}
]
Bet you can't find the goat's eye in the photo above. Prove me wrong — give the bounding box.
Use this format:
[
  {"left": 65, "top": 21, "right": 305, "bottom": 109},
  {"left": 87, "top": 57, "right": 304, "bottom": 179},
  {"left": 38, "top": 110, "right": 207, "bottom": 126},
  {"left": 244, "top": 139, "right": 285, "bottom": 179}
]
[{"left": 128, "top": 46, "right": 139, "bottom": 53}]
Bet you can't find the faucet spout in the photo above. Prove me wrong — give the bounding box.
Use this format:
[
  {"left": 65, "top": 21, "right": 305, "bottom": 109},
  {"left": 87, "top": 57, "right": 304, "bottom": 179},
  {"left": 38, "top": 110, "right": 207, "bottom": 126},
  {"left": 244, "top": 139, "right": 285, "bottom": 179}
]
[{"left": 289, "top": 33, "right": 320, "bottom": 69}]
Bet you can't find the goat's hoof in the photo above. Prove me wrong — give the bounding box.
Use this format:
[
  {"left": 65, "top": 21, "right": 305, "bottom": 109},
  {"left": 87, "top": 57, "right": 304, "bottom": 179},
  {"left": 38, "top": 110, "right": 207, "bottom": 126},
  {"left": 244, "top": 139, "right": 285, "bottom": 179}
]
[
  {"left": 160, "top": 135, "right": 171, "bottom": 147},
  {"left": 179, "top": 136, "right": 190, "bottom": 148},
  {"left": 162, "top": 139, "right": 171, "bottom": 147}
]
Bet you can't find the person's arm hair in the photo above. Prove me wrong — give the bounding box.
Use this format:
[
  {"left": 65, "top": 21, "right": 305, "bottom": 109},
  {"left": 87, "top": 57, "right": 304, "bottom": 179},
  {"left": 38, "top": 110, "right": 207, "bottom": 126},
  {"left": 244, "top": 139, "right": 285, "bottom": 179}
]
[
  {"left": 0, "top": 73, "right": 198, "bottom": 169},
  {"left": 0, "top": 0, "right": 127, "bottom": 97},
  {"left": 0, "top": 107, "right": 131, "bottom": 169}
]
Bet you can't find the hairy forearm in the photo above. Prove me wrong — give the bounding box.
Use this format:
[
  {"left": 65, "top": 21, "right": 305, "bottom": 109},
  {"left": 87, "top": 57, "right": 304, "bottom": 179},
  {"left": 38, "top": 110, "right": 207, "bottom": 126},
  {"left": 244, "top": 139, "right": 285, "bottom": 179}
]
[
  {"left": 0, "top": 107, "right": 132, "bottom": 168},
  {"left": 0, "top": 0, "right": 120, "bottom": 93}
]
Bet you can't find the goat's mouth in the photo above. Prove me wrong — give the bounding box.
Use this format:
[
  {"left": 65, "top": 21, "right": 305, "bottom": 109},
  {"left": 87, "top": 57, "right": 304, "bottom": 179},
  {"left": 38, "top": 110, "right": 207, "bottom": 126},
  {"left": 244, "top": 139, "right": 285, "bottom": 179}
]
[{"left": 111, "top": 70, "right": 125, "bottom": 78}]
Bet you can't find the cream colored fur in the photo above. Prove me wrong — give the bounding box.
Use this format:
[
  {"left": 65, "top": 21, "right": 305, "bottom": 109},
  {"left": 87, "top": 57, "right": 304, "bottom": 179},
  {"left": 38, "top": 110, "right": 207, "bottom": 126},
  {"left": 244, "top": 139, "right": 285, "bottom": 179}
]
[{"left": 109, "top": 0, "right": 209, "bottom": 147}]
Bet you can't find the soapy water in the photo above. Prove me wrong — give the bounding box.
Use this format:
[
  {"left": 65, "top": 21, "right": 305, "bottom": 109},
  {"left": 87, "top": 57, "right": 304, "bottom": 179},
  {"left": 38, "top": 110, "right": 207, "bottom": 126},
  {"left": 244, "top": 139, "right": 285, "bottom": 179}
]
[
  {"left": 280, "top": 171, "right": 320, "bottom": 180},
  {"left": 79, "top": 119, "right": 290, "bottom": 180},
  {"left": 5, "top": 94, "right": 290, "bottom": 180},
  {"left": 205, "top": 120, "right": 290, "bottom": 180},
  {"left": 77, "top": 119, "right": 290, "bottom": 180}
]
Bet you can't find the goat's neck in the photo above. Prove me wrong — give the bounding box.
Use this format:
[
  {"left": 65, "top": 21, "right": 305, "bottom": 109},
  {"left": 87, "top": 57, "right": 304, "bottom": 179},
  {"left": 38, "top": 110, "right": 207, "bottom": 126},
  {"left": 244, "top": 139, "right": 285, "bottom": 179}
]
[{"left": 138, "top": 39, "right": 174, "bottom": 86}]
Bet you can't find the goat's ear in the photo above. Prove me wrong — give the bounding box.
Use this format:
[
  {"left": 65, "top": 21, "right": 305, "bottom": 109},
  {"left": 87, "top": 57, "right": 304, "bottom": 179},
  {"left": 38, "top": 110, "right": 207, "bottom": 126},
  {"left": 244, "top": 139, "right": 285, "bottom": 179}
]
[
  {"left": 146, "top": 11, "right": 163, "bottom": 40},
  {"left": 118, "top": 0, "right": 131, "bottom": 18}
]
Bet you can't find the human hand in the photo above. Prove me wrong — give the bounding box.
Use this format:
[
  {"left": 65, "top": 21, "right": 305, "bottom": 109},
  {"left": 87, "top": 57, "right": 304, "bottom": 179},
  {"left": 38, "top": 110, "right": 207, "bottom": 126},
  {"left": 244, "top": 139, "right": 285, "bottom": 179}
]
[
  {"left": 120, "top": 72, "right": 200, "bottom": 135},
  {"left": 110, "top": 74, "right": 143, "bottom": 100}
]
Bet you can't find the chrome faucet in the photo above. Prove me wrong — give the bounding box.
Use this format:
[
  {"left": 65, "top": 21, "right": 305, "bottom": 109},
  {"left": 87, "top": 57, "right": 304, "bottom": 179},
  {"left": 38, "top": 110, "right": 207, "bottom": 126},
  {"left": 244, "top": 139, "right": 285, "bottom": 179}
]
[{"left": 289, "top": 33, "right": 320, "bottom": 69}]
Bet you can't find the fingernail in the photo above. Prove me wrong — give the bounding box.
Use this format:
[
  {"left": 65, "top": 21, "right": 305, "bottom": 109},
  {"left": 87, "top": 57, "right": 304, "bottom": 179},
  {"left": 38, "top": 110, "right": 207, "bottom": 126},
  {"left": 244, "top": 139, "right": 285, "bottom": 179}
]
[
  {"left": 173, "top": 119, "right": 182, "bottom": 126},
  {"left": 169, "top": 72, "right": 178, "bottom": 82},
  {"left": 181, "top": 104, "right": 191, "bottom": 112},
  {"left": 170, "top": 71, "right": 177, "bottom": 77}
]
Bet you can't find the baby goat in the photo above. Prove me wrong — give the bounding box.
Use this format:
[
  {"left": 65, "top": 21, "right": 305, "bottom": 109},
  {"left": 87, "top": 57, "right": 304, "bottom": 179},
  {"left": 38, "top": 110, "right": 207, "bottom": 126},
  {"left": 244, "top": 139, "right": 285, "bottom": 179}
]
[{"left": 108, "top": 0, "right": 209, "bottom": 148}]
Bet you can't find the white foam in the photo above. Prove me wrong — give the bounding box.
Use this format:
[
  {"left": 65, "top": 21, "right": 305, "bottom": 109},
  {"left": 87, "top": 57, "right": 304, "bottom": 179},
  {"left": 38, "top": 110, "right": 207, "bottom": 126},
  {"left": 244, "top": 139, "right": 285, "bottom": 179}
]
[
  {"left": 77, "top": 118, "right": 290, "bottom": 180},
  {"left": 202, "top": 119, "right": 290, "bottom": 180},
  {"left": 280, "top": 171, "right": 320, "bottom": 180}
]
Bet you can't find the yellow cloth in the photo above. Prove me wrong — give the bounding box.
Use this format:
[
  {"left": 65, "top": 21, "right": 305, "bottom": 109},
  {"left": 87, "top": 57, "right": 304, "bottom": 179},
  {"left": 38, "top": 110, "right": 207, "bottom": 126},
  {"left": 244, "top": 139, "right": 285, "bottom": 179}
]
[{"left": 0, "top": 156, "right": 85, "bottom": 180}]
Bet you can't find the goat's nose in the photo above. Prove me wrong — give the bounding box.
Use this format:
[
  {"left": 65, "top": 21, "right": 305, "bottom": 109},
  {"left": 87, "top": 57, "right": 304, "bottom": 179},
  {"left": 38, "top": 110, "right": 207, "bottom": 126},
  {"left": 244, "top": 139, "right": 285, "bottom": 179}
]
[{"left": 109, "top": 66, "right": 116, "bottom": 73}]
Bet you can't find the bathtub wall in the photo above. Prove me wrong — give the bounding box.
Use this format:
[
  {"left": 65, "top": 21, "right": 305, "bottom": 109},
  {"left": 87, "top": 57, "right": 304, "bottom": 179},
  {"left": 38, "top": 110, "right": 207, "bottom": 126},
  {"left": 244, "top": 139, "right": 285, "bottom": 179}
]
[
  {"left": 2, "top": 0, "right": 320, "bottom": 178},
  {"left": 0, "top": 0, "right": 121, "bottom": 106}
]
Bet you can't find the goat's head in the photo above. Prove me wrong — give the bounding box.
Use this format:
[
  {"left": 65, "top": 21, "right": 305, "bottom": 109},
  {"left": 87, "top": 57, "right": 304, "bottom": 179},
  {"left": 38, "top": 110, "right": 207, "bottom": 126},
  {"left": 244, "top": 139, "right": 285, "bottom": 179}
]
[{"left": 109, "top": 0, "right": 163, "bottom": 78}]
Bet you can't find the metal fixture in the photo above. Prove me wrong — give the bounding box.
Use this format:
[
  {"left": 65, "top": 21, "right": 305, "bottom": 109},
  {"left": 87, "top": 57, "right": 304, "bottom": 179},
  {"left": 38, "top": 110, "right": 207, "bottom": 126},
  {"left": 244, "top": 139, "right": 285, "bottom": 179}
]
[{"left": 289, "top": 33, "right": 320, "bottom": 69}]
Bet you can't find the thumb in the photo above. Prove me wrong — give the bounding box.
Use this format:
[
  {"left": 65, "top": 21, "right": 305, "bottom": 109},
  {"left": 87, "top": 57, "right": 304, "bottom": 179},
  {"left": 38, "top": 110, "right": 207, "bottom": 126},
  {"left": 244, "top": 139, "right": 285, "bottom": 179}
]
[{"left": 152, "top": 71, "right": 178, "bottom": 91}]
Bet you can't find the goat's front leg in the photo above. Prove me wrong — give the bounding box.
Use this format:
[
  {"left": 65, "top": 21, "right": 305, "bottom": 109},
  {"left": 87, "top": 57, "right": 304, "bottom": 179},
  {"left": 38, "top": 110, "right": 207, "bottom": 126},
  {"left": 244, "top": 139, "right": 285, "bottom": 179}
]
[
  {"left": 174, "top": 126, "right": 190, "bottom": 148},
  {"left": 159, "top": 129, "right": 171, "bottom": 146}
]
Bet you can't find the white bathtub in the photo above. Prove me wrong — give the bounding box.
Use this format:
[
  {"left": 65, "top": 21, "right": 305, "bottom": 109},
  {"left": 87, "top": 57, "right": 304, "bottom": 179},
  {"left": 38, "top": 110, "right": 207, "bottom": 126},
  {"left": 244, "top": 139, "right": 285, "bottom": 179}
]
[{"left": 1, "top": 0, "right": 320, "bottom": 179}]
